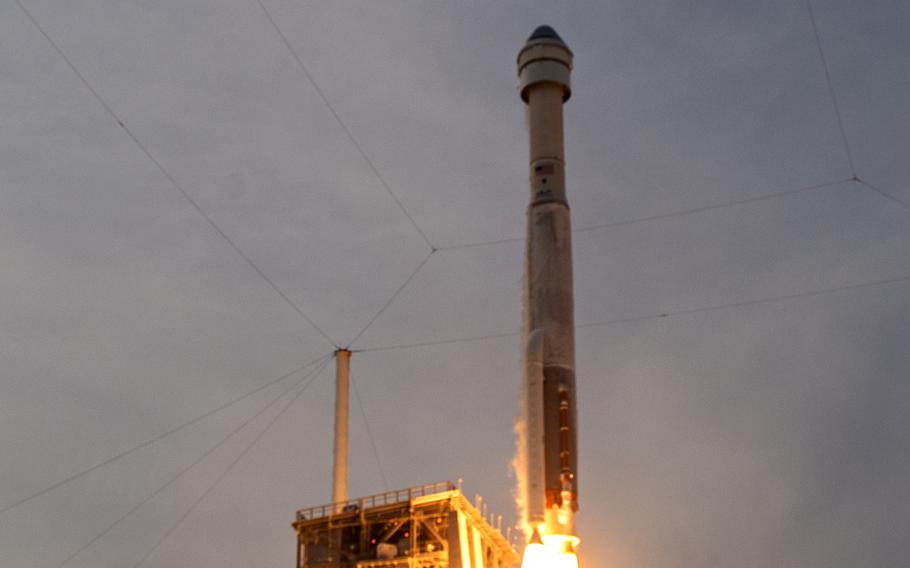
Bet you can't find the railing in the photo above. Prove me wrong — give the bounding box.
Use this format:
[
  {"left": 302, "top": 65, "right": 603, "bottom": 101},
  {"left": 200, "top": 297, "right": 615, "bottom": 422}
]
[
  {"left": 355, "top": 551, "right": 447, "bottom": 568},
  {"left": 296, "top": 481, "right": 456, "bottom": 522}
]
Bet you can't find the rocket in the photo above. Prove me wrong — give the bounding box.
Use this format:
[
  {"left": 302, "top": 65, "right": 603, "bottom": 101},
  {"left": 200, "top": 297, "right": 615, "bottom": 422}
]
[{"left": 518, "top": 25, "right": 579, "bottom": 555}]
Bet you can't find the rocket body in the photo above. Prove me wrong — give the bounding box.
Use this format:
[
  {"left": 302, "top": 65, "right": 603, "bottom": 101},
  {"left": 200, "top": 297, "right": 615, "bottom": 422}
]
[{"left": 518, "top": 26, "right": 578, "bottom": 541}]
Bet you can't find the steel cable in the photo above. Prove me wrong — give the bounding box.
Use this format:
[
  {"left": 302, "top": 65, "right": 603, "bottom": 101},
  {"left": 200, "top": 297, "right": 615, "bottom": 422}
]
[
  {"left": 131, "top": 357, "right": 333, "bottom": 568},
  {"left": 0, "top": 354, "right": 329, "bottom": 516},
  {"left": 55, "top": 354, "right": 332, "bottom": 567}
]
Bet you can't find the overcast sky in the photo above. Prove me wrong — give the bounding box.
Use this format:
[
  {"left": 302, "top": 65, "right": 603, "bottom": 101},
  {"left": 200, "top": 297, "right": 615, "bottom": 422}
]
[{"left": 1, "top": 1, "right": 909, "bottom": 567}]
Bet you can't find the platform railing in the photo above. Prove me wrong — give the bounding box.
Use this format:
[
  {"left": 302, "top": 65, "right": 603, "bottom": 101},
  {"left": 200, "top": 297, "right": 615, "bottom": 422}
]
[{"left": 296, "top": 481, "right": 456, "bottom": 522}]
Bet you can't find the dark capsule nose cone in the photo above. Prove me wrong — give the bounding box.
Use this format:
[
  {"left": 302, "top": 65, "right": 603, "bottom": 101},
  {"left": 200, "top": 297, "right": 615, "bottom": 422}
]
[{"left": 528, "top": 25, "right": 564, "bottom": 43}]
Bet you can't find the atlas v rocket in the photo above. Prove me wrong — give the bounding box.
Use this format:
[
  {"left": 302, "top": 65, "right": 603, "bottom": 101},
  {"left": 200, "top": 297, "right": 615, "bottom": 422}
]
[{"left": 518, "top": 26, "right": 579, "bottom": 545}]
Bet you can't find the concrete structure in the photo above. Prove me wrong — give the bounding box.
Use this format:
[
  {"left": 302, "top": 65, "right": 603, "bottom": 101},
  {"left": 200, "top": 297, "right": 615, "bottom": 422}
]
[
  {"left": 293, "top": 482, "right": 519, "bottom": 568},
  {"left": 518, "top": 25, "right": 579, "bottom": 549}
]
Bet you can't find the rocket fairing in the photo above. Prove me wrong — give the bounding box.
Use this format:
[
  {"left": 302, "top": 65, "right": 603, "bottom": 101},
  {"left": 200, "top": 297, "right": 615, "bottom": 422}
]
[{"left": 518, "top": 26, "right": 579, "bottom": 544}]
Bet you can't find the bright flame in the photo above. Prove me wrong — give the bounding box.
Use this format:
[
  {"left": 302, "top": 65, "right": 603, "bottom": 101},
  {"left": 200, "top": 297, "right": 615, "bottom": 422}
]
[
  {"left": 554, "top": 550, "right": 579, "bottom": 568},
  {"left": 522, "top": 534, "right": 580, "bottom": 568},
  {"left": 521, "top": 541, "right": 547, "bottom": 568}
]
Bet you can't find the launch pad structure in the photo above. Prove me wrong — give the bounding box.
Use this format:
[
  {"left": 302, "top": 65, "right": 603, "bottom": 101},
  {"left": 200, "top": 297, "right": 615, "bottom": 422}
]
[{"left": 292, "top": 481, "right": 519, "bottom": 568}]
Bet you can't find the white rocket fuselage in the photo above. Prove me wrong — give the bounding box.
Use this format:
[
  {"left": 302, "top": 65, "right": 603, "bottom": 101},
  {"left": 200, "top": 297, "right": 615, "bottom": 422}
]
[{"left": 518, "top": 27, "right": 578, "bottom": 541}]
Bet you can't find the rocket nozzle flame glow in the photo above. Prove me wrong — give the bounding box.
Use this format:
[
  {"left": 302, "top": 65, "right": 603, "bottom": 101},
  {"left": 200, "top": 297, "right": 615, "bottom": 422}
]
[{"left": 521, "top": 532, "right": 580, "bottom": 568}]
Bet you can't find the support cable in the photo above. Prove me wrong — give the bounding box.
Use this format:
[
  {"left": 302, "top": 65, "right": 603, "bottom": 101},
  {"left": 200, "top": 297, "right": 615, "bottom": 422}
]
[
  {"left": 56, "top": 354, "right": 332, "bottom": 568},
  {"left": 575, "top": 274, "right": 910, "bottom": 328},
  {"left": 576, "top": 179, "right": 855, "bottom": 234},
  {"left": 354, "top": 178, "right": 868, "bottom": 351},
  {"left": 805, "top": 1, "right": 910, "bottom": 210},
  {"left": 13, "top": 0, "right": 339, "bottom": 348},
  {"left": 356, "top": 273, "right": 910, "bottom": 353},
  {"left": 253, "top": 0, "right": 435, "bottom": 252},
  {"left": 435, "top": 178, "right": 850, "bottom": 251},
  {"left": 805, "top": 0, "right": 856, "bottom": 176},
  {"left": 347, "top": 250, "right": 436, "bottom": 348},
  {"left": 0, "top": 354, "right": 329, "bottom": 516},
  {"left": 350, "top": 375, "right": 390, "bottom": 491},
  {"left": 856, "top": 178, "right": 910, "bottom": 210},
  {"left": 356, "top": 331, "right": 518, "bottom": 354},
  {"left": 131, "top": 357, "right": 333, "bottom": 568}
]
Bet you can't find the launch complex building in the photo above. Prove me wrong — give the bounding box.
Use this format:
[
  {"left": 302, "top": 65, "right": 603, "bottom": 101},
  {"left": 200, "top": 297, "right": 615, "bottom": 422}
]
[{"left": 291, "top": 25, "right": 579, "bottom": 568}]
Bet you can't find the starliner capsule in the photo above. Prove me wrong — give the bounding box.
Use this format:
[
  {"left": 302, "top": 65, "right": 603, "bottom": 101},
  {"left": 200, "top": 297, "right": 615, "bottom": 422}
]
[{"left": 518, "top": 25, "right": 580, "bottom": 565}]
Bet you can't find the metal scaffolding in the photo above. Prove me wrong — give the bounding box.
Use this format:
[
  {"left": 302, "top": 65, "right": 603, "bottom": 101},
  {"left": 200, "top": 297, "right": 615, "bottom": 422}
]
[{"left": 293, "top": 482, "right": 518, "bottom": 568}]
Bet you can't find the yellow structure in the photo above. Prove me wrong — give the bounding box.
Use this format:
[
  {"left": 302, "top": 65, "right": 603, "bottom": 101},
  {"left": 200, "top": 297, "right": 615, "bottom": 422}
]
[{"left": 293, "top": 482, "right": 519, "bottom": 568}]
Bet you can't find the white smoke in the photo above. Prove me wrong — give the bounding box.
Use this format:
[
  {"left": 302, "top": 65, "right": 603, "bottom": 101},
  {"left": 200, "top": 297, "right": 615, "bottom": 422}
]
[
  {"left": 513, "top": 167, "right": 532, "bottom": 540},
  {"left": 512, "top": 402, "right": 530, "bottom": 540}
]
